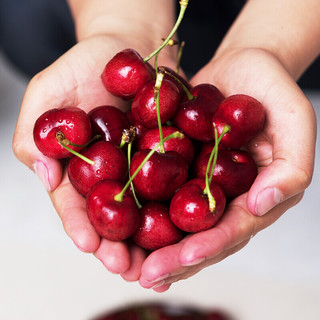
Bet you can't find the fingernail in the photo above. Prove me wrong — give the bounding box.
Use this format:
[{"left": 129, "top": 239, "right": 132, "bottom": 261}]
[
  {"left": 255, "top": 187, "right": 283, "bottom": 216},
  {"left": 151, "top": 280, "right": 166, "bottom": 289},
  {"left": 181, "top": 257, "right": 205, "bottom": 267},
  {"left": 33, "top": 160, "right": 52, "bottom": 191},
  {"left": 148, "top": 273, "right": 170, "bottom": 283}
]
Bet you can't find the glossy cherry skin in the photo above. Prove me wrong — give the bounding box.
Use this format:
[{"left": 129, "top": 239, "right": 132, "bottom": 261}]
[
  {"left": 193, "top": 148, "right": 258, "bottom": 199},
  {"left": 137, "top": 126, "right": 194, "bottom": 166},
  {"left": 130, "top": 150, "right": 188, "bottom": 201},
  {"left": 131, "top": 202, "right": 183, "bottom": 251},
  {"left": 169, "top": 178, "right": 226, "bottom": 233},
  {"left": 212, "top": 94, "right": 265, "bottom": 149},
  {"left": 131, "top": 79, "right": 181, "bottom": 129},
  {"left": 68, "top": 141, "right": 128, "bottom": 197},
  {"left": 101, "top": 48, "right": 154, "bottom": 100},
  {"left": 88, "top": 105, "right": 130, "bottom": 146},
  {"left": 86, "top": 180, "right": 140, "bottom": 241},
  {"left": 33, "top": 107, "right": 92, "bottom": 159},
  {"left": 173, "top": 84, "right": 225, "bottom": 142}
]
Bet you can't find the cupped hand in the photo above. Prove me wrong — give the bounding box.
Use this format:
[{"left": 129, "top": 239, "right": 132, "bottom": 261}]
[
  {"left": 12, "top": 34, "right": 177, "bottom": 275},
  {"left": 138, "top": 48, "right": 316, "bottom": 292}
]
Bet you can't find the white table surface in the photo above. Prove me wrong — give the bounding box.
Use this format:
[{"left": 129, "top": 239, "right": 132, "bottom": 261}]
[{"left": 1, "top": 51, "right": 319, "bottom": 320}]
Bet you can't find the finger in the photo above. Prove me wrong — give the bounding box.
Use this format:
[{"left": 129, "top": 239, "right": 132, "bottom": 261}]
[
  {"left": 247, "top": 82, "right": 316, "bottom": 216},
  {"left": 49, "top": 172, "right": 101, "bottom": 253},
  {"left": 121, "top": 244, "right": 147, "bottom": 282},
  {"left": 93, "top": 238, "right": 131, "bottom": 274}
]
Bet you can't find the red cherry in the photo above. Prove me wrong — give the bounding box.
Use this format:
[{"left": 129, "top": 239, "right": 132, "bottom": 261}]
[
  {"left": 169, "top": 178, "right": 226, "bottom": 233},
  {"left": 131, "top": 202, "right": 183, "bottom": 251},
  {"left": 68, "top": 141, "right": 128, "bottom": 197},
  {"left": 193, "top": 148, "right": 258, "bottom": 199},
  {"left": 212, "top": 94, "right": 265, "bottom": 148},
  {"left": 33, "top": 107, "right": 92, "bottom": 159},
  {"left": 137, "top": 126, "right": 194, "bottom": 165},
  {"left": 174, "top": 84, "right": 225, "bottom": 142},
  {"left": 130, "top": 150, "right": 188, "bottom": 201},
  {"left": 131, "top": 79, "right": 181, "bottom": 129},
  {"left": 86, "top": 180, "right": 140, "bottom": 241},
  {"left": 88, "top": 105, "right": 130, "bottom": 146},
  {"left": 101, "top": 49, "right": 154, "bottom": 100}
]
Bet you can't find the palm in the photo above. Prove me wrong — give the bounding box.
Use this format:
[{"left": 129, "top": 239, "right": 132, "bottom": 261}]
[{"left": 137, "top": 48, "right": 316, "bottom": 292}]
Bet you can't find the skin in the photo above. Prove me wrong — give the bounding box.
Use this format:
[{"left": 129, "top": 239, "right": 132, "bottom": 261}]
[{"left": 12, "top": 0, "right": 318, "bottom": 292}]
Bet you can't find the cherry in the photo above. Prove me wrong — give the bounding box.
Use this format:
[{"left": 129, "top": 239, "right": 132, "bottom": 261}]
[
  {"left": 33, "top": 107, "right": 92, "bottom": 159},
  {"left": 130, "top": 149, "right": 188, "bottom": 201},
  {"left": 193, "top": 148, "right": 258, "bottom": 199},
  {"left": 86, "top": 180, "right": 140, "bottom": 241},
  {"left": 173, "top": 84, "right": 225, "bottom": 142},
  {"left": 101, "top": 49, "right": 154, "bottom": 100},
  {"left": 137, "top": 125, "right": 194, "bottom": 165},
  {"left": 131, "top": 201, "right": 183, "bottom": 251},
  {"left": 68, "top": 141, "right": 128, "bottom": 197},
  {"left": 131, "top": 78, "right": 181, "bottom": 129},
  {"left": 169, "top": 178, "right": 226, "bottom": 233},
  {"left": 88, "top": 105, "right": 130, "bottom": 146},
  {"left": 212, "top": 94, "right": 266, "bottom": 149}
]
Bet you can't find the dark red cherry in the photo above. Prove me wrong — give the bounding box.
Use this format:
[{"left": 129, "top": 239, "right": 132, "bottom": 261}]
[
  {"left": 33, "top": 107, "right": 92, "bottom": 159},
  {"left": 86, "top": 180, "right": 140, "bottom": 241},
  {"left": 212, "top": 94, "right": 265, "bottom": 149},
  {"left": 131, "top": 202, "right": 183, "bottom": 251},
  {"left": 137, "top": 126, "right": 194, "bottom": 165},
  {"left": 101, "top": 49, "right": 154, "bottom": 100},
  {"left": 131, "top": 79, "right": 181, "bottom": 129},
  {"left": 169, "top": 178, "right": 226, "bottom": 233},
  {"left": 173, "top": 84, "right": 224, "bottom": 142},
  {"left": 193, "top": 148, "right": 258, "bottom": 199},
  {"left": 130, "top": 150, "right": 188, "bottom": 201},
  {"left": 68, "top": 141, "right": 128, "bottom": 197},
  {"left": 88, "top": 105, "right": 130, "bottom": 146}
]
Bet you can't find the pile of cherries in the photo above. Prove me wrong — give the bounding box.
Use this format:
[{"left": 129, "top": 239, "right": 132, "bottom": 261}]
[
  {"left": 93, "top": 302, "right": 231, "bottom": 320},
  {"left": 33, "top": 0, "right": 265, "bottom": 252}
]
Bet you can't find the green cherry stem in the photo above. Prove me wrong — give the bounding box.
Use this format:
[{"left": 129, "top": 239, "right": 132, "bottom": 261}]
[
  {"left": 143, "top": 0, "right": 189, "bottom": 63},
  {"left": 127, "top": 140, "right": 142, "bottom": 209},
  {"left": 154, "top": 69, "right": 166, "bottom": 153},
  {"left": 160, "top": 67, "right": 194, "bottom": 101},
  {"left": 114, "top": 131, "right": 184, "bottom": 202},
  {"left": 56, "top": 131, "right": 97, "bottom": 165},
  {"left": 203, "top": 124, "right": 231, "bottom": 212},
  {"left": 208, "top": 124, "right": 231, "bottom": 184}
]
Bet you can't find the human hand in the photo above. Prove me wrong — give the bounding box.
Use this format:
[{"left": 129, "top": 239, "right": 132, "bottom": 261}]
[
  {"left": 12, "top": 34, "right": 178, "bottom": 274},
  {"left": 137, "top": 48, "right": 316, "bottom": 292}
]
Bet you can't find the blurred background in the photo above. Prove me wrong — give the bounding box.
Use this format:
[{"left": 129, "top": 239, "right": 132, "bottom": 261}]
[
  {"left": 1, "top": 0, "right": 320, "bottom": 318},
  {"left": 1, "top": 48, "right": 320, "bottom": 320}
]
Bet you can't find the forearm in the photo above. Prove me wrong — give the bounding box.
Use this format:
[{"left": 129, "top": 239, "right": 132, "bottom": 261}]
[
  {"left": 67, "top": 0, "right": 177, "bottom": 56},
  {"left": 214, "top": 0, "right": 320, "bottom": 80}
]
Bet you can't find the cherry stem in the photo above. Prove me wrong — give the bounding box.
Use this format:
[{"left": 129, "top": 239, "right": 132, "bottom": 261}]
[
  {"left": 143, "top": 0, "right": 189, "bottom": 63},
  {"left": 176, "top": 41, "right": 185, "bottom": 73},
  {"left": 56, "top": 132, "right": 96, "bottom": 165},
  {"left": 114, "top": 131, "right": 184, "bottom": 202},
  {"left": 127, "top": 140, "right": 142, "bottom": 209},
  {"left": 203, "top": 124, "right": 231, "bottom": 212},
  {"left": 161, "top": 67, "right": 194, "bottom": 101},
  {"left": 208, "top": 125, "right": 231, "bottom": 184},
  {"left": 154, "top": 69, "right": 165, "bottom": 153},
  {"left": 120, "top": 126, "right": 136, "bottom": 148}
]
